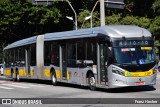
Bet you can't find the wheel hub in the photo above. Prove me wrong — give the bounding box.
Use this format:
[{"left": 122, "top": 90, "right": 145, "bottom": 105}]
[{"left": 90, "top": 77, "right": 95, "bottom": 86}]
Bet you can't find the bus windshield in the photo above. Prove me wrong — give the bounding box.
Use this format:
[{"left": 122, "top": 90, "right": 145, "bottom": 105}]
[{"left": 114, "top": 47, "right": 156, "bottom": 65}]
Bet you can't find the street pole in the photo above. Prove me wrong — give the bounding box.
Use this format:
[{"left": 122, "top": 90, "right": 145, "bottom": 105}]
[
  {"left": 66, "top": 0, "right": 77, "bottom": 30},
  {"left": 100, "top": 0, "right": 105, "bottom": 26},
  {"left": 90, "top": 0, "right": 99, "bottom": 28},
  {"left": 55, "top": 0, "right": 77, "bottom": 30}
]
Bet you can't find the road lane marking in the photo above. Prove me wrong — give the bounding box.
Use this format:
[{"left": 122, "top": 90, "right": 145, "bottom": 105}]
[
  {"left": 1, "top": 84, "right": 30, "bottom": 88},
  {"left": 12, "top": 83, "right": 45, "bottom": 87},
  {"left": 0, "top": 86, "right": 13, "bottom": 89},
  {"left": 0, "top": 80, "right": 45, "bottom": 89},
  {"left": 0, "top": 80, "right": 10, "bottom": 83}
]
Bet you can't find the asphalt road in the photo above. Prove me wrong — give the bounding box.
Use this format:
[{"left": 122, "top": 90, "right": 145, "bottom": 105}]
[{"left": 0, "top": 72, "right": 160, "bottom": 107}]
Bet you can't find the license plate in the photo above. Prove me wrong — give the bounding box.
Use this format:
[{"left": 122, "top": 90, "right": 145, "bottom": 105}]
[{"left": 135, "top": 81, "right": 144, "bottom": 86}]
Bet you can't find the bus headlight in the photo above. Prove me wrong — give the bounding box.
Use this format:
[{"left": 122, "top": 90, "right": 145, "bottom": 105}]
[{"left": 112, "top": 67, "right": 124, "bottom": 76}]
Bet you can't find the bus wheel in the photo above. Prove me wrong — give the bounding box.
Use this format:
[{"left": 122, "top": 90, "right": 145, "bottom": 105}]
[
  {"left": 88, "top": 73, "right": 96, "bottom": 91},
  {"left": 12, "top": 74, "right": 16, "bottom": 81},
  {"left": 51, "top": 72, "right": 57, "bottom": 86},
  {"left": 16, "top": 73, "right": 20, "bottom": 82}
]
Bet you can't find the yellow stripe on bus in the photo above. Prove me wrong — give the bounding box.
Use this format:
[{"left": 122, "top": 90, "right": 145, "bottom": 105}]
[
  {"left": 3, "top": 69, "right": 11, "bottom": 76},
  {"left": 18, "top": 69, "right": 26, "bottom": 76},
  {"left": 44, "top": 69, "right": 70, "bottom": 80},
  {"left": 30, "top": 69, "right": 34, "bottom": 76},
  {"left": 124, "top": 69, "right": 153, "bottom": 77},
  {"left": 67, "top": 71, "right": 70, "bottom": 80},
  {"left": 44, "top": 69, "right": 61, "bottom": 79},
  {"left": 55, "top": 70, "right": 60, "bottom": 79},
  {"left": 44, "top": 69, "right": 50, "bottom": 77}
]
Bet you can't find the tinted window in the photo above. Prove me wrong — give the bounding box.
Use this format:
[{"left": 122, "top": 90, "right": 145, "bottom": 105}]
[
  {"left": 44, "top": 42, "right": 51, "bottom": 66},
  {"left": 67, "top": 43, "right": 76, "bottom": 67},
  {"left": 51, "top": 42, "right": 59, "bottom": 66},
  {"left": 30, "top": 44, "right": 36, "bottom": 66}
]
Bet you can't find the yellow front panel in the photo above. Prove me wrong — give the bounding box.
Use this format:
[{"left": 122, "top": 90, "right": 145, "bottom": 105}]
[
  {"left": 55, "top": 70, "right": 60, "bottom": 78},
  {"left": 125, "top": 69, "right": 153, "bottom": 77},
  {"left": 141, "top": 47, "right": 152, "bottom": 50},
  {"left": 44, "top": 69, "right": 50, "bottom": 77},
  {"left": 3, "top": 69, "right": 11, "bottom": 76}
]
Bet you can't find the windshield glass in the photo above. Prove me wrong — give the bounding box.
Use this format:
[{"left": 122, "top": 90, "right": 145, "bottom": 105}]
[{"left": 114, "top": 47, "right": 155, "bottom": 65}]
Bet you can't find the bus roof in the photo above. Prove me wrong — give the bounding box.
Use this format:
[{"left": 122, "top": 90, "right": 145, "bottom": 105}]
[
  {"left": 44, "top": 25, "right": 151, "bottom": 41},
  {"left": 4, "top": 36, "right": 37, "bottom": 50},
  {"left": 4, "top": 25, "right": 151, "bottom": 50}
]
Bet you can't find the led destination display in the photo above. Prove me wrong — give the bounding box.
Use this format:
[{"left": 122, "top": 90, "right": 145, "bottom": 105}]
[{"left": 113, "top": 40, "right": 153, "bottom": 47}]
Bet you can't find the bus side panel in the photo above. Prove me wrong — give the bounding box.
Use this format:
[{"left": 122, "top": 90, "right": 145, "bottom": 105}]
[
  {"left": 3, "top": 68, "right": 11, "bottom": 77},
  {"left": 18, "top": 66, "right": 37, "bottom": 79},
  {"left": 43, "top": 65, "right": 61, "bottom": 81},
  {"left": 36, "top": 35, "right": 44, "bottom": 79},
  {"left": 66, "top": 67, "right": 91, "bottom": 86},
  {"left": 66, "top": 68, "right": 79, "bottom": 84}
]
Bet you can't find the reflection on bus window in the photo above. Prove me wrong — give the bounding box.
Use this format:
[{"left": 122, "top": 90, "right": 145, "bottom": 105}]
[{"left": 114, "top": 47, "right": 155, "bottom": 65}]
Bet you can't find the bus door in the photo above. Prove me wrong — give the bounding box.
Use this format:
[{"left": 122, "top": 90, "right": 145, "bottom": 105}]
[
  {"left": 60, "top": 44, "right": 67, "bottom": 80},
  {"left": 99, "top": 43, "right": 108, "bottom": 85},
  {"left": 25, "top": 48, "right": 31, "bottom": 77}
]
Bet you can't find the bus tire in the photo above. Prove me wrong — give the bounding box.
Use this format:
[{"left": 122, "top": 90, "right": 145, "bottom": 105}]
[
  {"left": 16, "top": 73, "right": 20, "bottom": 82},
  {"left": 11, "top": 69, "right": 16, "bottom": 81},
  {"left": 15, "top": 69, "right": 20, "bottom": 82},
  {"left": 12, "top": 74, "right": 16, "bottom": 81},
  {"left": 51, "top": 72, "right": 57, "bottom": 86},
  {"left": 88, "top": 73, "right": 96, "bottom": 91}
]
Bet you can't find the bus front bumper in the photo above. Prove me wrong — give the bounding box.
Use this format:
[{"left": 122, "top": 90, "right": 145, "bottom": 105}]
[{"left": 108, "top": 73, "right": 157, "bottom": 88}]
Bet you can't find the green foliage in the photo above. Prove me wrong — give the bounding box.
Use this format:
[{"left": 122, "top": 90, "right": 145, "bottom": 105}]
[
  {"left": 152, "top": 0, "right": 160, "bottom": 15},
  {"left": 149, "top": 16, "right": 160, "bottom": 34},
  {"left": 154, "top": 40, "right": 160, "bottom": 54},
  {"left": 106, "top": 14, "right": 121, "bottom": 25},
  {"left": 78, "top": 10, "right": 100, "bottom": 29},
  {"left": 121, "top": 16, "right": 139, "bottom": 25},
  {"left": 78, "top": 10, "right": 90, "bottom": 23},
  {"left": 1, "top": 0, "right": 160, "bottom": 61},
  {"left": 0, "top": 0, "right": 61, "bottom": 42},
  {"left": 138, "top": 17, "right": 150, "bottom": 28}
]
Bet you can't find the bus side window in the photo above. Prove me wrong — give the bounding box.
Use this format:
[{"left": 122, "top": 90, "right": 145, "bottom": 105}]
[
  {"left": 67, "top": 43, "right": 76, "bottom": 67},
  {"left": 30, "top": 44, "right": 36, "bottom": 66},
  {"left": 44, "top": 42, "right": 51, "bottom": 66},
  {"left": 51, "top": 42, "right": 59, "bottom": 66},
  {"left": 106, "top": 47, "right": 113, "bottom": 66},
  {"left": 86, "top": 42, "right": 96, "bottom": 66},
  {"left": 10, "top": 49, "right": 14, "bottom": 66},
  {"left": 77, "top": 40, "right": 85, "bottom": 66}
]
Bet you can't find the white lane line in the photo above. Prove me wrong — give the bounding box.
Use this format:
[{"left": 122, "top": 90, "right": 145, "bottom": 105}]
[
  {"left": 0, "top": 80, "right": 45, "bottom": 87},
  {"left": 0, "top": 80, "right": 10, "bottom": 83},
  {"left": 12, "top": 83, "right": 45, "bottom": 87},
  {"left": 1, "top": 84, "right": 30, "bottom": 88},
  {"left": 0, "top": 86, "right": 13, "bottom": 89}
]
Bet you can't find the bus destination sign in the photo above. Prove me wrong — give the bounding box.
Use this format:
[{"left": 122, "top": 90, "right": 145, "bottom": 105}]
[{"left": 113, "top": 40, "right": 153, "bottom": 47}]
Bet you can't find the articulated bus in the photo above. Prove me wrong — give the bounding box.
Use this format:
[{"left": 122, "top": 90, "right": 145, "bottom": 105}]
[{"left": 3, "top": 25, "right": 157, "bottom": 90}]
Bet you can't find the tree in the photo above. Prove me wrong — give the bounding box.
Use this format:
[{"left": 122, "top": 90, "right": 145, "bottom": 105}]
[
  {"left": 0, "top": 0, "right": 61, "bottom": 62},
  {"left": 106, "top": 14, "right": 121, "bottom": 25},
  {"left": 152, "top": 0, "right": 160, "bottom": 15},
  {"left": 78, "top": 10, "right": 100, "bottom": 29},
  {"left": 0, "top": 0, "right": 61, "bottom": 43},
  {"left": 149, "top": 16, "right": 160, "bottom": 38}
]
